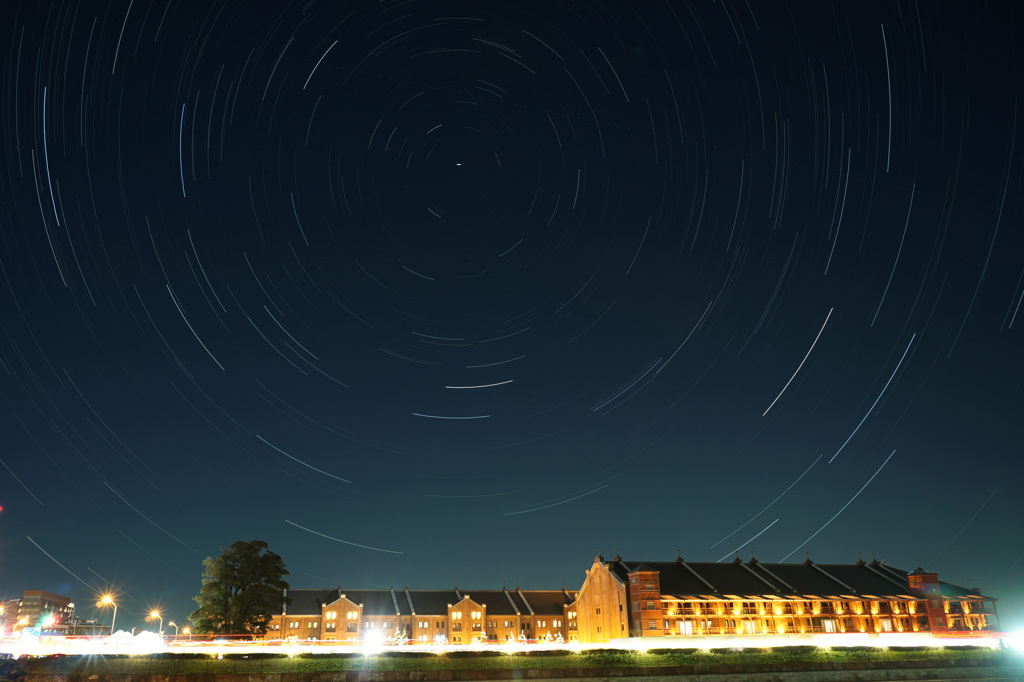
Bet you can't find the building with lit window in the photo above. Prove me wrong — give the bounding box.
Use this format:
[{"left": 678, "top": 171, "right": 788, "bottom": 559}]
[
  {"left": 4, "top": 591, "right": 75, "bottom": 634},
  {"left": 266, "top": 586, "right": 576, "bottom": 643},
  {"left": 264, "top": 554, "right": 999, "bottom": 645},
  {"left": 575, "top": 554, "right": 1000, "bottom": 643}
]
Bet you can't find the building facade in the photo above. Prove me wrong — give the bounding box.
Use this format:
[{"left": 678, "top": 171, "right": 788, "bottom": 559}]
[
  {"left": 265, "top": 586, "right": 576, "bottom": 643},
  {"left": 264, "top": 554, "right": 999, "bottom": 645},
  {"left": 3, "top": 591, "right": 75, "bottom": 634},
  {"left": 575, "top": 555, "right": 1000, "bottom": 643}
]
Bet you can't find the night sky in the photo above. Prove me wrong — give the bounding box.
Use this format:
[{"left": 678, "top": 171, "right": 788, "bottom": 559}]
[{"left": 2, "top": 0, "right": 1022, "bottom": 635}]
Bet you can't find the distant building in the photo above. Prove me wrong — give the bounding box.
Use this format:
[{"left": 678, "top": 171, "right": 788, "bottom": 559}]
[
  {"left": 264, "top": 554, "right": 1000, "bottom": 645},
  {"left": 6, "top": 591, "right": 75, "bottom": 634},
  {"left": 576, "top": 554, "right": 1000, "bottom": 643},
  {"left": 0, "top": 599, "right": 21, "bottom": 635},
  {"left": 68, "top": 617, "right": 110, "bottom": 636}
]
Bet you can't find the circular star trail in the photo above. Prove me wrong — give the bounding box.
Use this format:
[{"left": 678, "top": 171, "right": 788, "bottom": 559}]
[{"left": 1, "top": 0, "right": 1022, "bottom": 631}]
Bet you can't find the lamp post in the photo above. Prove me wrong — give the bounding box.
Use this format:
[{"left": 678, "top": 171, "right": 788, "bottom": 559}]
[
  {"left": 183, "top": 627, "right": 191, "bottom": 641},
  {"left": 149, "top": 610, "right": 163, "bottom": 636},
  {"left": 99, "top": 596, "right": 118, "bottom": 635},
  {"left": 169, "top": 621, "right": 179, "bottom": 639}
]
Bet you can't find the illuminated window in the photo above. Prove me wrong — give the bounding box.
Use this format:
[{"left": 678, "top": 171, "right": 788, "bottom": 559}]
[
  {"left": 643, "top": 584, "right": 654, "bottom": 591},
  {"left": 647, "top": 620, "right": 656, "bottom": 630},
  {"left": 645, "top": 601, "right": 655, "bottom": 610}
]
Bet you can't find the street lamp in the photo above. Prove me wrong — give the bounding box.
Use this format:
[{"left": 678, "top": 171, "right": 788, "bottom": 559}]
[
  {"left": 99, "top": 596, "right": 118, "bottom": 635},
  {"left": 41, "top": 614, "right": 55, "bottom": 634},
  {"left": 183, "top": 627, "right": 191, "bottom": 641},
  {"left": 149, "top": 610, "right": 163, "bottom": 636},
  {"left": 169, "top": 621, "right": 179, "bottom": 639}
]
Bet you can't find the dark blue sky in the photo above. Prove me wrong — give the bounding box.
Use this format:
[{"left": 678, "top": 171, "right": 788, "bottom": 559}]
[{"left": 1, "top": 0, "right": 1022, "bottom": 635}]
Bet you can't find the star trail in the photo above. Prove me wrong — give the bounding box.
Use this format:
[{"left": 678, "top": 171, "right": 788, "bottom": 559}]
[{"left": 0, "top": 0, "right": 1021, "bottom": 633}]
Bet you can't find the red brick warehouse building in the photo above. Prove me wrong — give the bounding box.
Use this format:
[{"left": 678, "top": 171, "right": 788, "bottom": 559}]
[{"left": 265, "top": 553, "right": 1001, "bottom": 644}]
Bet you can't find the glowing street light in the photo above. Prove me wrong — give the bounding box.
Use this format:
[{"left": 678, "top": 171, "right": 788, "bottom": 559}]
[
  {"left": 148, "top": 610, "right": 163, "bottom": 636},
  {"left": 169, "top": 621, "right": 179, "bottom": 639},
  {"left": 99, "top": 595, "right": 118, "bottom": 635},
  {"left": 183, "top": 626, "right": 191, "bottom": 641}
]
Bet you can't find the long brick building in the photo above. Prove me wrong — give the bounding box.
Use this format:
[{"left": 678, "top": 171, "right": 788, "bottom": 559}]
[
  {"left": 265, "top": 554, "right": 1000, "bottom": 644},
  {"left": 266, "top": 586, "right": 576, "bottom": 644}
]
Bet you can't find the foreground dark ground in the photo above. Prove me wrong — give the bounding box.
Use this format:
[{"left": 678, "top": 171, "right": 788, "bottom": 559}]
[{"left": 2, "top": 645, "right": 1019, "bottom": 676}]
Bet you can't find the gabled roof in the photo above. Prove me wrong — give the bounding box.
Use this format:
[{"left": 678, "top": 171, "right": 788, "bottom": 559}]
[
  {"left": 602, "top": 557, "right": 989, "bottom": 601},
  {"left": 457, "top": 590, "right": 519, "bottom": 615},
  {"left": 519, "top": 590, "right": 573, "bottom": 615},
  {"left": 282, "top": 588, "right": 339, "bottom": 616},
  {"left": 340, "top": 590, "right": 406, "bottom": 616},
  {"left": 404, "top": 590, "right": 460, "bottom": 616}
]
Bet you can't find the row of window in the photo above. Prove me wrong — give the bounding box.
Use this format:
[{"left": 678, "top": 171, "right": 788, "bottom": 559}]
[
  {"left": 279, "top": 619, "right": 571, "bottom": 631},
  {"left": 324, "top": 611, "right": 360, "bottom": 621}
]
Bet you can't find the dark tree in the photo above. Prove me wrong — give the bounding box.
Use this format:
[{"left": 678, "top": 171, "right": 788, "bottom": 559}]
[{"left": 189, "top": 540, "right": 289, "bottom": 635}]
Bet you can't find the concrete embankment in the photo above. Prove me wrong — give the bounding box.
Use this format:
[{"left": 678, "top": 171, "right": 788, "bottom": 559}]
[{"left": 23, "top": 658, "right": 1024, "bottom": 682}]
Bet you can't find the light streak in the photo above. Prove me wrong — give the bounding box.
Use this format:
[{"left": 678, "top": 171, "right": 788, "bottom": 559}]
[
  {"left": 717, "top": 519, "right": 779, "bottom": 563},
  {"left": 413, "top": 413, "right": 490, "bottom": 420},
  {"left": 257, "top": 435, "right": 351, "bottom": 484},
  {"left": 829, "top": 334, "right": 915, "bottom": 463},
  {"left": 870, "top": 184, "right": 914, "bottom": 327},
  {"left": 103, "top": 482, "right": 204, "bottom": 556},
  {"left": 592, "top": 357, "right": 660, "bottom": 411},
  {"left": 710, "top": 455, "right": 821, "bottom": 549},
  {"left": 285, "top": 520, "right": 403, "bottom": 554},
  {"left": 780, "top": 450, "right": 896, "bottom": 562},
  {"left": 0, "top": 457, "right": 44, "bottom": 505},
  {"left": 179, "top": 103, "right": 187, "bottom": 197},
  {"left": 446, "top": 380, "right": 513, "bottom": 389},
  {"left": 42, "top": 88, "right": 59, "bottom": 225},
  {"left": 303, "top": 40, "right": 337, "bottom": 89},
  {"left": 656, "top": 300, "right": 714, "bottom": 375},
  {"left": 26, "top": 537, "right": 96, "bottom": 591},
  {"left": 504, "top": 485, "right": 608, "bottom": 516},
  {"left": 763, "top": 308, "right": 833, "bottom": 416}
]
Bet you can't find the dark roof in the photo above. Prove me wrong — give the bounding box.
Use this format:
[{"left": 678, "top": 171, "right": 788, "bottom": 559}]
[
  {"left": 283, "top": 588, "right": 339, "bottom": 616},
  {"left": 458, "top": 590, "right": 520, "bottom": 615},
  {"left": 338, "top": 590, "right": 406, "bottom": 616},
  {"left": 518, "top": 590, "right": 573, "bottom": 615},
  {"left": 403, "top": 590, "right": 460, "bottom": 616},
  {"left": 605, "top": 558, "right": 989, "bottom": 600}
]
